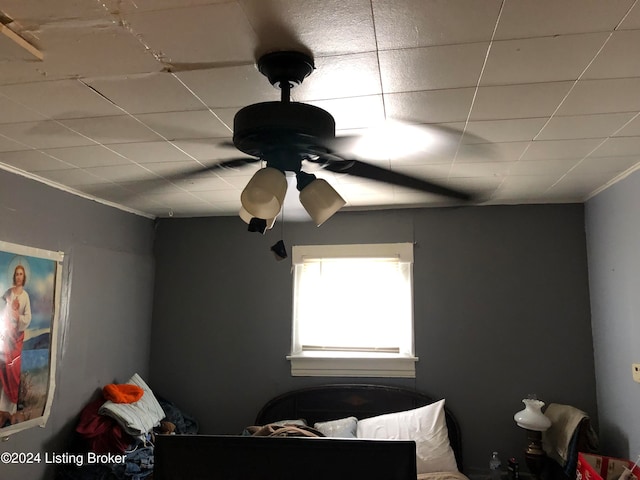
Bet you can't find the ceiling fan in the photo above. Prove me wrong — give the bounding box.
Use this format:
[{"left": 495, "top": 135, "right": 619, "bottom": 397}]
[{"left": 156, "top": 50, "right": 477, "bottom": 229}]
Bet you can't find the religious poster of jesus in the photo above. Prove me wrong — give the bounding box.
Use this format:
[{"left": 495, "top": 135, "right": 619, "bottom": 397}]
[{"left": 0, "top": 240, "right": 63, "bottom": 437}]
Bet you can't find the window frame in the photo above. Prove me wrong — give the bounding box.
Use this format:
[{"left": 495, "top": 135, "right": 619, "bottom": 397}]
[{"left": 287, "top": 243, "right": 418, "bottom": 378}]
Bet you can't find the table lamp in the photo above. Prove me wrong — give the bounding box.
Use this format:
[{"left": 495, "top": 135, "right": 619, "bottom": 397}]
[{"left": 514, "top": 397, "right": 552, "bottom": 479}]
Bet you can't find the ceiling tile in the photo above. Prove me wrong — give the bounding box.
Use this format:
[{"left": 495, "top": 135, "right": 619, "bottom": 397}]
[
  {"left": 0, "top": 80, "right": 123, "bottom": 120},
  {"left": 388, "top": 144, "right": 458, "bottom": 166},
  {"left": 1, "top": 0, "right": 110, "bottom": 22},
  {"left": 617, "top": 2, "right": 640, "bottom": 29},
  {"left": 135, "top": 110, "right": 233, "bottom": 139},
  {"left": 35, "top": 167, "right": 116, "bottom": 187},
  {"left": 550, "top": 170, "right": 619, "bottom": 198},
  {"left": 481, "top": 33, "right": 609, "bottom": 86},
  {"left": 582, "top": 30, "right": 640, "bottom": 79},
  {"left": 462, "top": 118, "right": 548, "bottom": 144},
  {"left": 293, "top": 53, "right": 382, "bottom": 101},
  {"left": 85, "top": 73, "right": 205, "bottom": 114},
  {"left": 307, "top": 96, "right": 385, "bottom": 130},
  {"left": 176, "top": 65, "right": 277, "bottom": 109},
  {"left": 108, "top": 141, "right": 197, "bottom": 164},
  {"left": 0, "top": 121, "right": 96, "bottom": 149},
  {"left": 613, "top": 114, "right": 640, "bottom": 137},
  {"left": 81, "top": 178, "right": 183, "bottom": 199},
  {"left": 0, "top": 135, "right": 30, "bottom": 152},
  {"left": 238, "top": 0, "right": 376, "bottom": 57},
  {"left": 124, "top": 3, "right": 257, "bottom": 65},
  {"left": 132, "top": 162, "right": 238, "bottom": 192},
  {"left": 41, "top": 145, "right": 131, "bottom": 168},
  {"left": 379, "top": 43, "right": 488, "bottom": 93},
  {"left": 80, "top": 164, "right": 158, "bottom": 183},
  {"left": 449, "top": 161, "right": 512, "bottom": 178},
  {"left": 193, "top": 189, "right": 245, "bottom": 203},
  {"left": 111, "top": 0, "right": 230, "bottom": 14},
  {"left": 570, "top": 155, "right": 640, "bottom": 175},
  {"left": 0, "top": 149, "right": 73, "bottom": 172},
  {"left": 167, "top": 138, "right": 254, "bottom": 163},
  {"left": 522, "top": 139, "right": 604, "bottom": 161},
  {"left": 385, "top": 89, "right": 476, "bottom": 124},
  {"left": 0, "top": 95, "right": 48, "bottom": 124},
  {"left": 137, "top": 190, "right": 214, "bottom": 207},
  {"left": 60, "top": 116, "right": 163, "bottom": 144},
  {"left": 456, "top": 142, "right": 530, "bottom": 163},
  {"left": 508, "top": 158, "right": 577, "bottom": 176},
  {"left": 494, "top": 0, "right": 635, "bottom": 40},
  {"left": 494, "top": 175, "right": 565, "bottom": 198},
  {"left": 372, "top": 0, "right": 502, "bottom": 49},
  {"left": 470, "top": 82, "right": 574, "bottom": 120},
  {"left": 133, "top": 160, "right": 202, "bottom": 178},
  {"left": 557, "top": 78, "right": 640, "bottom": 115},
  {"left": 30, "top": 22, "right": 162, "bottom": 80},
  {"left": 536, "top": 113, "right": 636, "bottom": 140},
  {"left": 589, "top": 137, "right": 640, "bottom": 157}
]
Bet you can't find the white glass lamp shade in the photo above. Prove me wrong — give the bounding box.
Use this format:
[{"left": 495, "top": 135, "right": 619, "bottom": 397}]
[
  {"left": 514, "top": 399, "right": 552, "bottom": 431},
  {"left": 240, "top": 167, "right": 287, "bottom": 219},
  {"left": 239, "top": 207, "right": 277, "bottom": 229},
  {"left": 299, "top": 178, "right": 346, "bottom": 226}
]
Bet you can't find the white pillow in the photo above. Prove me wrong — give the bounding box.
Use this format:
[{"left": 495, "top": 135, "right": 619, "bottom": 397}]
[
  {"left": 99, "top": 373, "right": 165, "bottom": 437},
  {"left": 356, "top": 399, "right": 458, "bottom": 474}
]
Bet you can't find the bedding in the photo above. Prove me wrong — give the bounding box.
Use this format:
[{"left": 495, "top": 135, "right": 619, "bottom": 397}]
[
  {"left": 357, "top": 400, "right": 459, "bottom": 474},
  {"left": 417, "top": 471, "right": 471, "bottom": 480},
  {"left": 256, "top": 383, "right": 465, "bottom": 473},
  {"left": 254, "top": 383, "right": 468, "bottom": 480}
]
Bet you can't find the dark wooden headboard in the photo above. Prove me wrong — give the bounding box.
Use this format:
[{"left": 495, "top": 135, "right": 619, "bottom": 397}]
[{"left": 255, "top": 384, "right": 463, "bottom": 472}]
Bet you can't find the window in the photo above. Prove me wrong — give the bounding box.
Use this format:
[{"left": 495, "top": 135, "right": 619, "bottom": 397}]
[{"left": 288, "top": 243, "right": 417, "bottom": 377}]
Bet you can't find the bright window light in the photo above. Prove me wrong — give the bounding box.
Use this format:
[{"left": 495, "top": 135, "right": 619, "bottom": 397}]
[{"left": 289, "top": 243, "right": 417, "bottom": 377}]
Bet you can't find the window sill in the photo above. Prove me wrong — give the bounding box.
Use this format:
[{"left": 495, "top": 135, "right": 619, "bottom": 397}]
[{"left": 287, "top": 353, "right": 418, "bottom": 378}]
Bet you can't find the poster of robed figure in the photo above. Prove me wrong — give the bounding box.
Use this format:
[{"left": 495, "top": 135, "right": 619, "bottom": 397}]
[{"left": 0, "top": 240, "right": 63, "bottom": 437}]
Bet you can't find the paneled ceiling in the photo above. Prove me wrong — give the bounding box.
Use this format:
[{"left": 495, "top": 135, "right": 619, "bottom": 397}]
[{"left": 0, "top": 0, "right": 639, "bottom": 220}]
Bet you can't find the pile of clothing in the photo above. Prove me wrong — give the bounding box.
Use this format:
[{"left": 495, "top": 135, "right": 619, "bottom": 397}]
[{"left": 56, "top": 382, "right": 198, "bottom": 480}]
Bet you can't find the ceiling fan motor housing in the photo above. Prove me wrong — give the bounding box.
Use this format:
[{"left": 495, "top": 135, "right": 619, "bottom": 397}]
[{"left": 232, "top": 102, "right": 336, "bottom": 161}]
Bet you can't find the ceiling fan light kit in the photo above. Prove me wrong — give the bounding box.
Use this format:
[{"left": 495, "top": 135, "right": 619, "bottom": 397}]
[
  {"left": 240, "top": 166, "right": 288, "bottom": 219},
  {"left": 298, "top": 178, "right": 346, "bottom": 227}
]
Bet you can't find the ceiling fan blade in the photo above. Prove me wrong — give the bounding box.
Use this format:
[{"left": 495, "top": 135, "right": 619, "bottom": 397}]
[
  {"left": 86, "top": 157, "right": 260, "bottom": 201},
  {"left": 321, "top": 158, "right": 474, "bottom": 201}
]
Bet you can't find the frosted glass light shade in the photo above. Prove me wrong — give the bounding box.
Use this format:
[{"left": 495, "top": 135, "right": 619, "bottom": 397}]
[
  {"left": 514, "top": 399, "right": 552, "bottom": 431},
  {"left": 239, "top": 207, "right": 277, "bottom": 229},
  {"left": 240, "top": 167, "right": 287, "bottom": 219},
  {"left": 299, "top": 178, "right": 346, "bottom": 226}
]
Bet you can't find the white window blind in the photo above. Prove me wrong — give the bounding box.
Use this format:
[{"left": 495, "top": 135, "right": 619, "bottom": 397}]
[{"left": 288, "top": 243, "right": 417, "bottom": 377}]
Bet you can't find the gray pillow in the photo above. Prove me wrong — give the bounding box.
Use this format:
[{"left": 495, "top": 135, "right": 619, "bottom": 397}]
[{"left": 314, "top": 416, "right": 358, "bottom": 438}]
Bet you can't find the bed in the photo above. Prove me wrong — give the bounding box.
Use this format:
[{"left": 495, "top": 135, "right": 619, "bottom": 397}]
[{"left": 155, "top": 383, "right": 469, "bottom": 480}]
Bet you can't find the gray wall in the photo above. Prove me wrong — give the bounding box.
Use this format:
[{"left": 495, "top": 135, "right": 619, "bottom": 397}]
[
  {"left": 585, "top": 170, "right": 640, "bottom": 459},
  {"left": 0, "top": 170, "right": 155, "bottom": 480},
  {"left": 150, "top": 203, "right": 596, "bottom": 472}
]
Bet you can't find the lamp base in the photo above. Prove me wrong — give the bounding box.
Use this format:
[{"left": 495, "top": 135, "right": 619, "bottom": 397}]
[{"left": 524, "top": 429, "right": 547, "bottom": 480}]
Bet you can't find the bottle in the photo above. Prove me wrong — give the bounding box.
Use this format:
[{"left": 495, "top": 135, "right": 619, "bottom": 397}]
[
  {"left": 508, "top": 457, "right": 519, "bottom": 480},
  {"left": 489, "top": 452, "right": 502, "bottom": 480}
]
